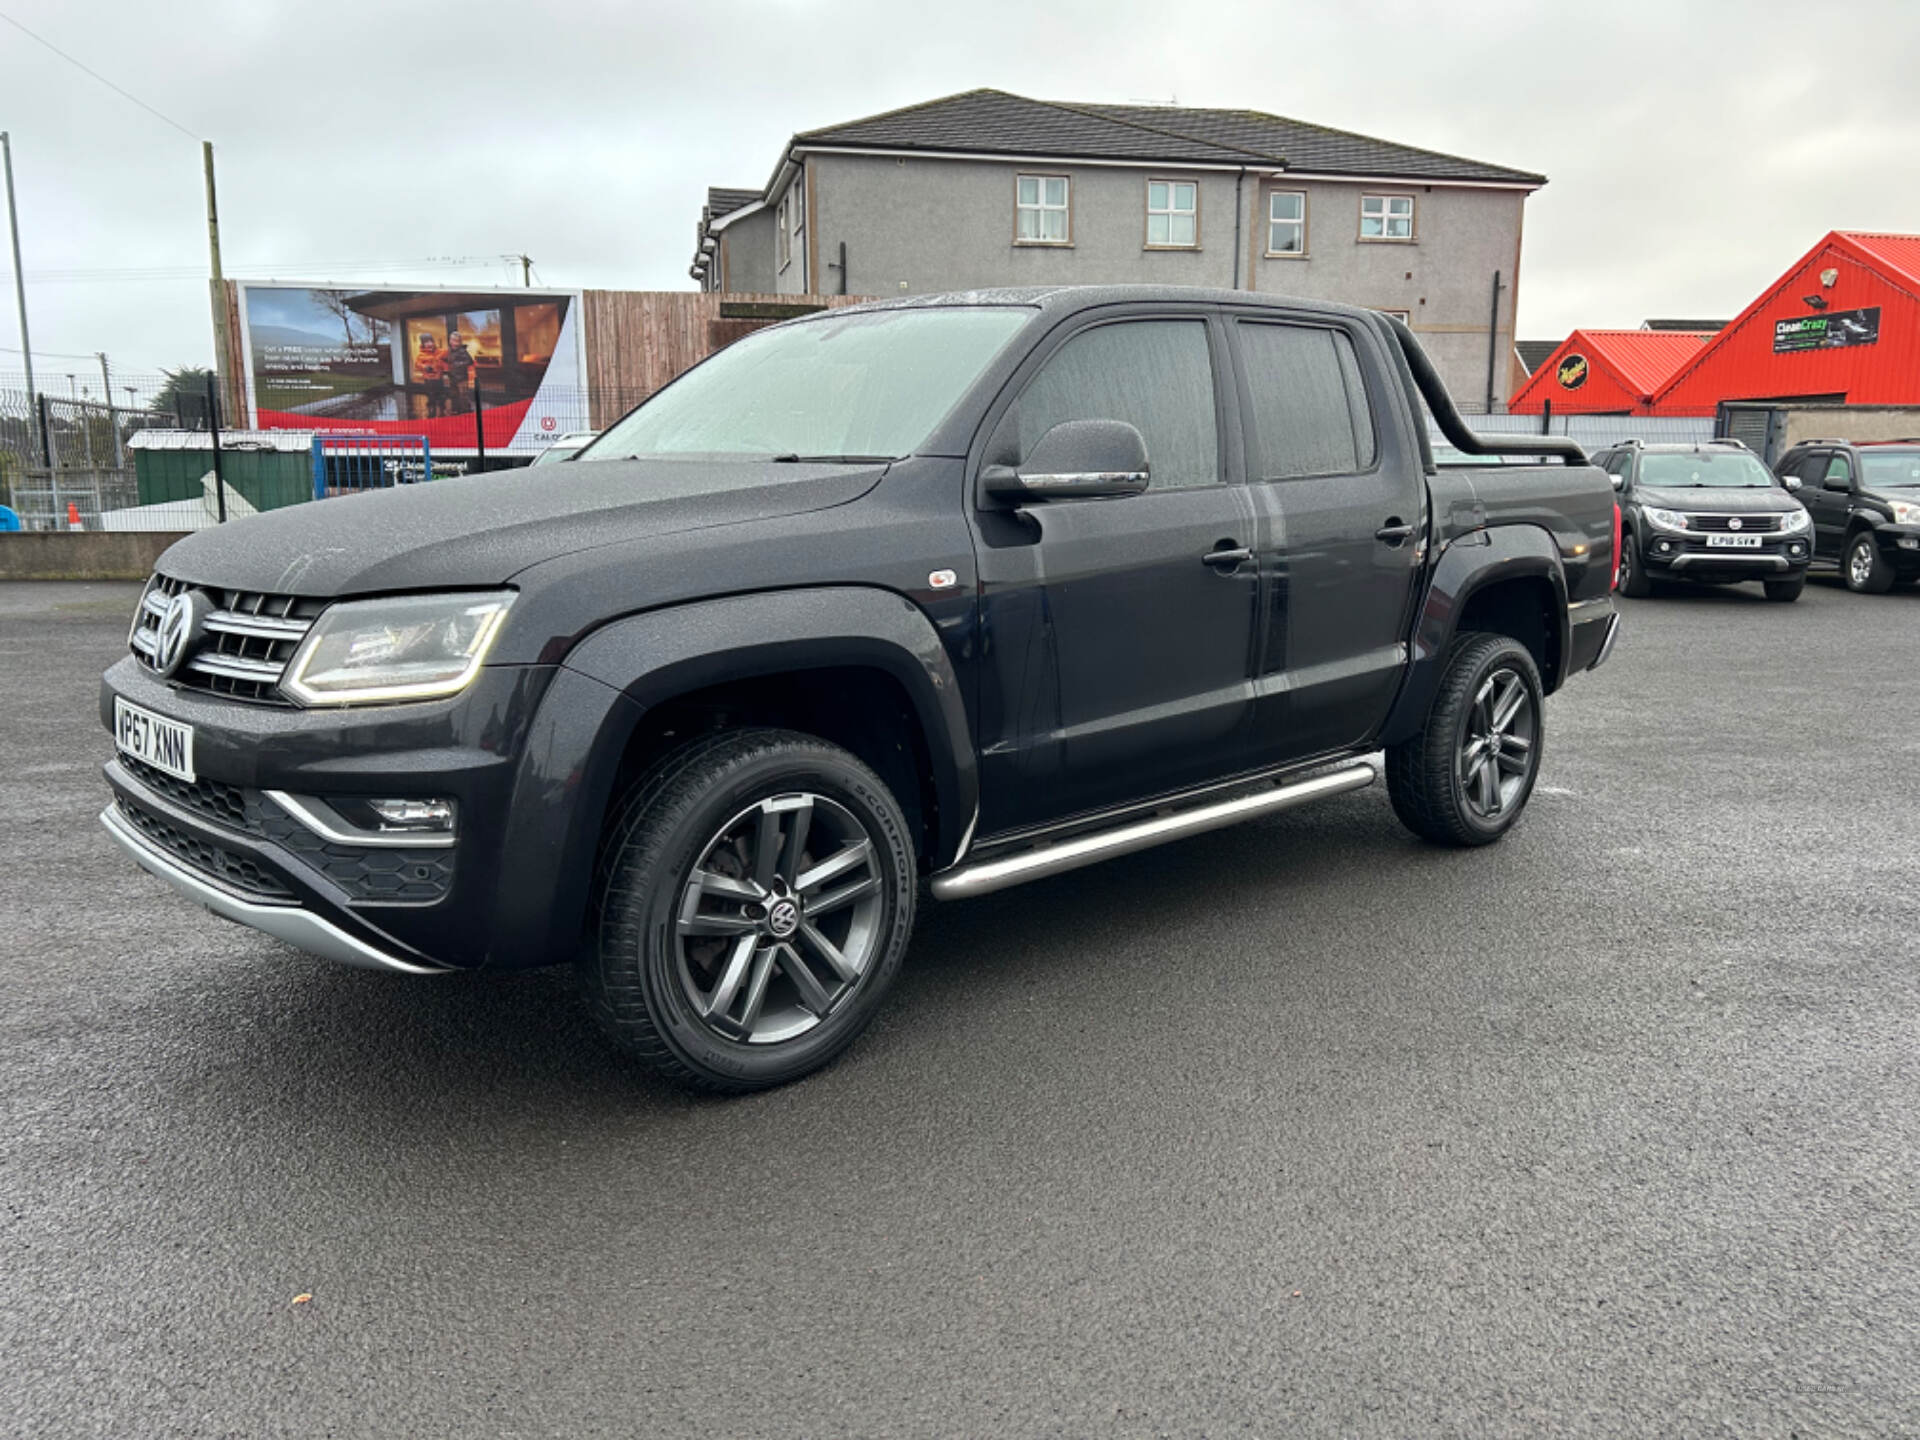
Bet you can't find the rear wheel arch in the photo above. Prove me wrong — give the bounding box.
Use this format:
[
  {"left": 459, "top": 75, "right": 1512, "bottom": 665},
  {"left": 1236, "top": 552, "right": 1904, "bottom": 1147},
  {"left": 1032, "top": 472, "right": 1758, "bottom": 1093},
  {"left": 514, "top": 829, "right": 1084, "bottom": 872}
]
[{"left": 1379, "top": 526, "right": 1569, "bottom": 747}]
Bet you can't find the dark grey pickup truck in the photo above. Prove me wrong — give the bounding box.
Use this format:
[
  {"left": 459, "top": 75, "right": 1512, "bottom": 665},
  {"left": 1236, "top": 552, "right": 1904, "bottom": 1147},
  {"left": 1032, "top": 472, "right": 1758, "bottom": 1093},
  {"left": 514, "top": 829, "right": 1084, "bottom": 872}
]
[{"left": 101, "top": 287, "right": 1619, "bottom": 1091}]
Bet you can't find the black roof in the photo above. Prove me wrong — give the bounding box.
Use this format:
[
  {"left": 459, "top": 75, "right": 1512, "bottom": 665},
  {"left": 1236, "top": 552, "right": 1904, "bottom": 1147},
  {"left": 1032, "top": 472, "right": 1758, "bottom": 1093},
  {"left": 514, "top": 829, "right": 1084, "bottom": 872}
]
[
  {"left": 1642, "top": 318, "right": 1729, "bottom": 332},
  {"left": 817, "top": 283, "right": 1391, "bottom": 326},
  {"left": 793, "top": 89, "right": 1546, "bottom": 185}
]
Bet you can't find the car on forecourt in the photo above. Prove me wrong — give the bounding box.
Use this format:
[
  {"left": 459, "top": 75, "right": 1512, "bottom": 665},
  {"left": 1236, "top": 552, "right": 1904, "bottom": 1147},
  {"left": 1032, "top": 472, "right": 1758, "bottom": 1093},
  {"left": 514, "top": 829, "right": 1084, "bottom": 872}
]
[
  {"left": 99, "top": 287, "right": 1618, "bottom": 1093},
  {"left": 1772, "top": 439, "right": 1920, "bottom": 594},
  {"left": 1592, "top": 439, "right": 1813, "bottom": 602}
]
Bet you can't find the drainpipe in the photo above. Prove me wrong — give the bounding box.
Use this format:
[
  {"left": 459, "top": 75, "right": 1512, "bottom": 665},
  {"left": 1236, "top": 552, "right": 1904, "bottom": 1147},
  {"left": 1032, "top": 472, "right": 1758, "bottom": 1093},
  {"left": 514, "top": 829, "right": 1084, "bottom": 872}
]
[
  {"left": 1485, "top": 269, "right": 1504, "bottom": 414},
  {"left": 1232, "top": 168, "right": 1245, "bottom": 290}
]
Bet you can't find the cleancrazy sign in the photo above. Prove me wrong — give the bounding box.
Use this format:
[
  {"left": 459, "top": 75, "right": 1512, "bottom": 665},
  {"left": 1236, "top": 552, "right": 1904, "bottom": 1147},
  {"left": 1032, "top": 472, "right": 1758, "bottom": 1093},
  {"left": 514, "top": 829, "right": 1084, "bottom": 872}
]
[{"left": 1774, "top": 306, "right": 1881, "bottom": 354}]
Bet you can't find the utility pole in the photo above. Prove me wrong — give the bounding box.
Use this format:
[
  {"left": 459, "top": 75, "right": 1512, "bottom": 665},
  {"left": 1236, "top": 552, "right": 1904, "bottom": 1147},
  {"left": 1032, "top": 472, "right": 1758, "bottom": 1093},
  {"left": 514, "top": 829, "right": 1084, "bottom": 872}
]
[
  {"left": 2, "top": 132, "right": 36, "bottom": 415},
  {"left": 100, "top": 352, "right": 123, "bottom": 466},
  {"left": 203, "top": 141, "right": 234, "bottom": 422}
]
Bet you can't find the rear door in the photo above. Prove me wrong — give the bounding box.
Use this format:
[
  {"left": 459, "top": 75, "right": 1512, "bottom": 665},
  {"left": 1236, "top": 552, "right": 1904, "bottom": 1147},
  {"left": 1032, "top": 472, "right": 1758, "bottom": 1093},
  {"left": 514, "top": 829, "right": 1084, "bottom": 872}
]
[
  {"left": 968, "top": 309, "right": 1261, "bottom": 834},
  {"left": 1229, "top": 315, "right": 1425, "bottom": 763},
  {"left": 1801, "top": 450, "right": 1851, "bottom": 559}
]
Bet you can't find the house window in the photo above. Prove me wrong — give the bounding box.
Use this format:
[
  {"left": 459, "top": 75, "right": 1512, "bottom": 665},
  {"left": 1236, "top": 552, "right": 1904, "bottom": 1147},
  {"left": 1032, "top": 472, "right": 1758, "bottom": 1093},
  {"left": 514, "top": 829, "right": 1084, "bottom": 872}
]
[
  {"left": 1267, "top": 191, "right": 1306, "bottom": 255},
  {"left": 1361, "top": 194, "right": 1414, "bottom": 241},
  {"left": 1374, "top": 309, "right": 1411, "bottom": 324},
  {"left": 1016, "top": 174, "right": 1071, "bottom": 244},
  {"left": 777, "top": 192, "right": 792, "bottom": 271},
  {"left": 1146, "top": 180, "right": 1198, "bottom": 248}
]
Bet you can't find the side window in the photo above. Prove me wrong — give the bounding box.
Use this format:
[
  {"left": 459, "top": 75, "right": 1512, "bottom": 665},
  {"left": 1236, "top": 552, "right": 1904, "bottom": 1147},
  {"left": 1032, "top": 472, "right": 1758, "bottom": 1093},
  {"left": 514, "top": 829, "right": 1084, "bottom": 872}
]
[
  {"left": 1605, "top": 452, "right": 1633, "bottom": 479},
  {"left": 1018, "top": 320, "right": 1219, "bottom": 490},
  {"left": 1237, "top": 322, "right": 1377, "bottom": 479},
  {"left": 1824, "top": 454, "right": 1852, "bottom": 487}
]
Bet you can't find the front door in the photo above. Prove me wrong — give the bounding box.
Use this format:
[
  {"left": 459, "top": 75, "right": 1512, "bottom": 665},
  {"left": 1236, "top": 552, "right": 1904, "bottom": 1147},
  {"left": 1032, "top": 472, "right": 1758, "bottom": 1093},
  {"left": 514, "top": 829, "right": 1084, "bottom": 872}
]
[
  {"left": 1803, "top": 451, "right": 1853, "bottom": 561},
  {"left": 970, "top": 313, "right": 1259, "bottom": 835},
  {"left": 1230, "top": 317, "right": 1424, "bottom": 763}
]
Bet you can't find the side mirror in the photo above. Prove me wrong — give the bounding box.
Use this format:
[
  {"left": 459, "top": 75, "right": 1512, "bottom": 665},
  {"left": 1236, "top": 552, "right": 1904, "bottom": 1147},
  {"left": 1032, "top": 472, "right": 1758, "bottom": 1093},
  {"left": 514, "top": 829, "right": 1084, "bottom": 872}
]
[
  {"left": 1781, "top": 474, "right": 1802, "bottom": 491},
  {"left": 1609, "top": 472, "right": 1625, "bottom": 491},
  {"left": 982, "top": 419, "right": 1149, "bottom": 504},
  {"left": 1824, "top": 474, "right": 1850, "bottom": 492}
]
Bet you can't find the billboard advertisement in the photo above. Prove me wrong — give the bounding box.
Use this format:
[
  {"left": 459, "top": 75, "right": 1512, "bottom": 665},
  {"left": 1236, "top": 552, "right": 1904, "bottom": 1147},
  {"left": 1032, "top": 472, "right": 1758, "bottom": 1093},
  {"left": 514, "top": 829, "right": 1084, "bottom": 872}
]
[{"left": 237, "top": 282, "right": 588, "bottom": 453}]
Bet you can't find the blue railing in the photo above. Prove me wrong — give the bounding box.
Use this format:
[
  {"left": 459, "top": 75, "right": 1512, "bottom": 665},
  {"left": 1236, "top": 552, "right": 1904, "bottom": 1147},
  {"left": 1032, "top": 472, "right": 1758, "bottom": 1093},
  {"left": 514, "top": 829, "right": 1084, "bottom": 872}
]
[{"left": 310, "top": 434, "right": 435, "bottom": 500}]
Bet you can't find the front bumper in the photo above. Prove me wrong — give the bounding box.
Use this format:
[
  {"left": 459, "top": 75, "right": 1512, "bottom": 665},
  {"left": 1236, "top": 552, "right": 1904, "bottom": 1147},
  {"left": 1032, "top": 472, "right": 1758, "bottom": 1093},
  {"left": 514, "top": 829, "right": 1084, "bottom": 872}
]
[
  {"left": 96, "top": 655, "right": 597, "bottom": 972},
  {"left": 1870, "top": 523, "right": 1920, "bottom": 575},
  {"left": 1640, "top": 532, "right": 1811, "bottom": 582},
  {"left": 100, "top": 801, "right": 446, "bottom": 973}
]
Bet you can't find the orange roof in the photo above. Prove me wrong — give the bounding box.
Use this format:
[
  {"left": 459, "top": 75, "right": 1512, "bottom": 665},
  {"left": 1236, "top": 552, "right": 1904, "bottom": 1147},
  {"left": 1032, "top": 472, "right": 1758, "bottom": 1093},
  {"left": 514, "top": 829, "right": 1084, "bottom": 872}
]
[
  {"left": 1838, "top": 231, "right": 1920, "bottom": 291},
  {"left": 1576, "top": 329, "right": 1714, "bottom": 395}
]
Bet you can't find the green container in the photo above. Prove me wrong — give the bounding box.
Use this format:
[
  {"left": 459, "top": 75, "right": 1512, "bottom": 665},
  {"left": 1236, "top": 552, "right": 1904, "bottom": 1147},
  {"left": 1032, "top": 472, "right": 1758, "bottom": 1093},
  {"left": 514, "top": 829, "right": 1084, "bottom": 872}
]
[{"left": 133, "top": 439, "right": 311, "bottom": 513}]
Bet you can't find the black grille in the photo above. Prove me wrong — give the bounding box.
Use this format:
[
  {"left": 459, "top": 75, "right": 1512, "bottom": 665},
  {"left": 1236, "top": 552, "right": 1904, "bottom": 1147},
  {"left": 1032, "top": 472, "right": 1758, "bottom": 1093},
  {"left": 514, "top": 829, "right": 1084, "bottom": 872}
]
[
  {"left": 118, "top": 754, "right": 256, "bottom": 833},
  {"left": 116, "top": 797, "right": 292, "bottom": 900},
  {"left": 129, "top": 574, "right": 324, "bottom": 706},
  {"left": 256, "top": 807, "right": 456, "bottom": 904},
  {"left": 1688, "top": 513, "right": 1781, "bottom": 533}
]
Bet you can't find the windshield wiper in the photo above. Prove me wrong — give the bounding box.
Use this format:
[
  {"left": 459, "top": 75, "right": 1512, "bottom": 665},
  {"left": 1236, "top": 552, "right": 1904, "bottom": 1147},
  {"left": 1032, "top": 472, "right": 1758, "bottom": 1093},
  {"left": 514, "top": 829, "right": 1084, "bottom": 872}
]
[{"left": 768, "top": 453, "right": 896, "bottom": 464}]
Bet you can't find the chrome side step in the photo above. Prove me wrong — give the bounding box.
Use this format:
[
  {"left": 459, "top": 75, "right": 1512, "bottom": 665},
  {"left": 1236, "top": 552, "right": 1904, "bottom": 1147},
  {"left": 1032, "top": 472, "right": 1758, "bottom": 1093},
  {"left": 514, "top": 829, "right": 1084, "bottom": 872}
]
[{"left": 929, "top": 760, "right": 1378, "bottom": 902}]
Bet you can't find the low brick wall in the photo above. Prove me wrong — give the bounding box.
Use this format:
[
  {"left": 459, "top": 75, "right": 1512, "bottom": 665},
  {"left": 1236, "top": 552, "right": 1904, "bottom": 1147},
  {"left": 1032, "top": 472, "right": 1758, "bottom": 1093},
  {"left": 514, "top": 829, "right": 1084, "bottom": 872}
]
[{"left": 0, "top": 532, "right": 186, "bottom": 582}]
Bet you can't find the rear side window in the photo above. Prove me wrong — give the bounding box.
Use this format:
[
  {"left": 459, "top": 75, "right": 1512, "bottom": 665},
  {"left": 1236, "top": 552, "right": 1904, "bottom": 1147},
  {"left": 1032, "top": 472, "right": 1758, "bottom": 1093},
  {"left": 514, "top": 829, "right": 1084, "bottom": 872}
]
[
  {"left": 1237, "top": 322, "right": 1377, "bottom": 479},
  {"left": 1018, "top": 319, "right": 1220, "bottom": 490}
]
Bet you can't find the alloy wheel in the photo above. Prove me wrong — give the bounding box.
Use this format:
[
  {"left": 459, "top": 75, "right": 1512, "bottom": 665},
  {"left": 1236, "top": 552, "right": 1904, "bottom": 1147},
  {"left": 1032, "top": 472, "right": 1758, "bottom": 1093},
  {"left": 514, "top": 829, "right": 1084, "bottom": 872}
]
[
  {"left": 674, "top": 793, "right": 884, "bottom": 1044},
  {"left": 1849, "top": 538, "right": 1874, "bottom": 589},
  {"left": 1457, "top": 667, "right": 1537, "bottom": 820}
]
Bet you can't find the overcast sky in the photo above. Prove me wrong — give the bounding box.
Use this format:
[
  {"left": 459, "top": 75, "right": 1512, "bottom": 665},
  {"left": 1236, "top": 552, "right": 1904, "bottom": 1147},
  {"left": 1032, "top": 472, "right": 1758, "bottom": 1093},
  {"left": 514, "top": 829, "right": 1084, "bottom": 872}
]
[{"left": 2, "top": 0, "right": 1916, "bottom": 382}]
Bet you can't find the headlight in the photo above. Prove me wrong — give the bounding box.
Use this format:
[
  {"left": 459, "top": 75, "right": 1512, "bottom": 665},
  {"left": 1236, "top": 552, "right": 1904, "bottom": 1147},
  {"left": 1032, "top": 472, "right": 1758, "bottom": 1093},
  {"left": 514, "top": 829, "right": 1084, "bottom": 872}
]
[
  {"left": 1642, "top": 507, "right": 1691, "bottom": 533},
  {"left": 1778, "top": 507, "right": 1812, "bottom": 532},
  {"left": 281, "top": 591, "right": 515, "bottom": 706},
  {"left": 1890, "top": 500, "right": 1920, "bottom": 526}
]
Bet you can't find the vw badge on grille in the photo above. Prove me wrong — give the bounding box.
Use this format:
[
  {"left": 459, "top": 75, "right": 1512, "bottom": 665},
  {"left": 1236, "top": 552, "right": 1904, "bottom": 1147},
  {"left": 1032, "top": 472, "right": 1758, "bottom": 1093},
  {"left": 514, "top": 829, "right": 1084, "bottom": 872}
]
[
  {"left": 154, "top": 590, "right": 209, "bottom": 678},
  {"left": 1728, "top": 517, "right": 1743, "bottom": 530}
]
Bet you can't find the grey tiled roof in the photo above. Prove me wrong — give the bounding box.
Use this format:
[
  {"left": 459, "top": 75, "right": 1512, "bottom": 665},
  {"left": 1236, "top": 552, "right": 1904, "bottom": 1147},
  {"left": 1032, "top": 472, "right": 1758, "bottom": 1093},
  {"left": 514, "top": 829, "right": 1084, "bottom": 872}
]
[
  {"left": 793, "top": 89, "right": 1544, "bottom": 185},
  {"left": 1516, "top": 340, "right": 1561, "bottom": 374},
  {"left": 1641, "top": 318, "right": 1728, "bottom": 332},
  {"left": 705, "top": 187, "right": 761, "bottom": 219}
]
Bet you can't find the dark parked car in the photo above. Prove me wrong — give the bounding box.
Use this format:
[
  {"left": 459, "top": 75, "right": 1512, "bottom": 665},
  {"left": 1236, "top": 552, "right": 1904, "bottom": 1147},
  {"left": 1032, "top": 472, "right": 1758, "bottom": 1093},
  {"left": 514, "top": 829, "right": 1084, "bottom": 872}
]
[
  {"left": 100, "top": 288, "right": 1618, "bottom": 1092},
  {"left": 1593, "top": 439, "right": 1813, "bottom": 602},
  {"left": 1773, "top": 439, "right": 1920, "bottom": 593}
]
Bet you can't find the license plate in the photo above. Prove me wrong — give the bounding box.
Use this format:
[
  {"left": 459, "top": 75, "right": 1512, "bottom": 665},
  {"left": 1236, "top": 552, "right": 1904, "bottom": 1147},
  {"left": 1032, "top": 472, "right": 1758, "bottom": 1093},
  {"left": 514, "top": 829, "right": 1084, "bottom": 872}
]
[
  {"left": 1706, "top": 534, "right": 1763, "bottom": 549},
  {"left": 114, "top": 697, "right": 195, "bottom": 782}
]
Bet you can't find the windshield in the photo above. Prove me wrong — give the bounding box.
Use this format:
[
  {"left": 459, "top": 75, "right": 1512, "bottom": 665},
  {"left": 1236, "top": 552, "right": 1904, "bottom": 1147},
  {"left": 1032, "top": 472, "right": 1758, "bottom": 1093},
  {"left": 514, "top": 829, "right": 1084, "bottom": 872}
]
[
  {"left": 1638, "top": 451, "right": 1776, "bottom": 488},
  {"left": 1859, "top": 450, "right": 1920, "bottom": 487},
  {"left": 589, "top": 306, "right": 1032, "bottom": 462}
]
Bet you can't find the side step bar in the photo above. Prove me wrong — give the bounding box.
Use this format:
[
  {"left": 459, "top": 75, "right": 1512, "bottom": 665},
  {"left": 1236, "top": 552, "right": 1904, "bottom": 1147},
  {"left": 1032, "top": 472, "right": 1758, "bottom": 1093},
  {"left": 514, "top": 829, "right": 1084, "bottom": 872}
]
[{"left": 929, "top": 760, "right": 1378, "bottom": 902}]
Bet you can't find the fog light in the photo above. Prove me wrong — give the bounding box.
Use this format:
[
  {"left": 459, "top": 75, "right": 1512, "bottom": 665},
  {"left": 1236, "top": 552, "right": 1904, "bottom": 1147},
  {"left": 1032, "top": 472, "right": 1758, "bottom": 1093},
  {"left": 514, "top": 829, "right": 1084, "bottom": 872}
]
[
  {"left": 1656, "top": 539, "right": 1676, "bottom": 554},
  {"left": 1900, "top": 537, "right": 1920, "bottom": 551},
  {"left": 1789, "top": 542, "right": 1807, "bottom": 557},
  {"left": 364, "top": 798, "right": 456, "bottom": 833}
]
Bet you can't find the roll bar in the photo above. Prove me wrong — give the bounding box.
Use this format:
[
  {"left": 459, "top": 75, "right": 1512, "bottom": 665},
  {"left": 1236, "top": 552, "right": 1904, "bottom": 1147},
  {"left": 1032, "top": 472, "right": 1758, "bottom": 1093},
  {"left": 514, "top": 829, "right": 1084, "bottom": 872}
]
[{"left": 1384, "top": 315, "right": 1588, "bottom": 467}]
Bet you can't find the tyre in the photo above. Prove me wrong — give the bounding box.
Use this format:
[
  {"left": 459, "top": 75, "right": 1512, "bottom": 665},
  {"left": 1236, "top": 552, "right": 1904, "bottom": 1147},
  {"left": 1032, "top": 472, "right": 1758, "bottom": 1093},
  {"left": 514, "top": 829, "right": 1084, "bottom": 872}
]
[
  {"left": 1617, "top": 530, "right": 1653, "bottom": 598},
  {"left": 580, "top": 727, "right": 917, "bottom": 1093},
  {"left": 1845, "top": 532, "right": 1895, "bottom": 594},
  {"left": 1387, "top": 632, "right": 1545, "bottom": 848},
  {"left": 1763, "top": 575, "right": 1805, "bottom": 603}
]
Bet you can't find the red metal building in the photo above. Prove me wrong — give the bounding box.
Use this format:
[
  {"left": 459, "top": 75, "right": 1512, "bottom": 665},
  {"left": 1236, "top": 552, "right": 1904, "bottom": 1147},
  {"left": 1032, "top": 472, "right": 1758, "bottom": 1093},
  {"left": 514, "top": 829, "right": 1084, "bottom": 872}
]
[
  {"left": 1651, "top": 231, "right": 1920, "bottom": 416},
  {"left": 1508, "top": 329, "right": 1712, "bottom": 415}
]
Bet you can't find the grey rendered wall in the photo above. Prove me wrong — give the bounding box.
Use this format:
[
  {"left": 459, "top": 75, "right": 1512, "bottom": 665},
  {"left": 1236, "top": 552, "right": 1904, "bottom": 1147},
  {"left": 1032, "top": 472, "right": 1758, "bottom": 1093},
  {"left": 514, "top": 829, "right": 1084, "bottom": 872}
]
[
  {"left": 720, "top": 209, "right": 778, "bottom": 295},
  {"left": 803, "top": 153, "right": 1526, "bottom": 410}
]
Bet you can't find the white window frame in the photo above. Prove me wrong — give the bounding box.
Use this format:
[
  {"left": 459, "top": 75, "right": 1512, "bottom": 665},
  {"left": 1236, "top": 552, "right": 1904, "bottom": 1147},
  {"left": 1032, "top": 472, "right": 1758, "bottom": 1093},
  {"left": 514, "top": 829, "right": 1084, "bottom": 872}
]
[
  {"left": 1144, "top": 178, "right": 1199, "bottom": 249},
  {"left": 776, "top": 190, "right": 792, "bottom": 272},
  {"left": 1360, "top": 193, "right": 1415, "bottom": 242},
  {"left": 1266, "top": 190, "right": 1307, "bottom": 257},
  {"left": 1374, "top": 309, "right": 1411, "bottom": 323},
  {"left": 1015, "top": 173, "right": 1072, "bottom": 246}
]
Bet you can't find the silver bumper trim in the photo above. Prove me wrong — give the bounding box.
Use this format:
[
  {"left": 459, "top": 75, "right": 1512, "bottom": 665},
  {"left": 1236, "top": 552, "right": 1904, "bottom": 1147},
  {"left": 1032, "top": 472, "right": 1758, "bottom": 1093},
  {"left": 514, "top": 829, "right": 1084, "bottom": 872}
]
[
  {"left": 98, "top": 804, "right": 447, "bottom": 974},
  {"left": 1589, "top": 611, "right": 1621, "bottom": 670},
  {"left": 929, "top": 760, "right": 1377, "bottom": 902}
]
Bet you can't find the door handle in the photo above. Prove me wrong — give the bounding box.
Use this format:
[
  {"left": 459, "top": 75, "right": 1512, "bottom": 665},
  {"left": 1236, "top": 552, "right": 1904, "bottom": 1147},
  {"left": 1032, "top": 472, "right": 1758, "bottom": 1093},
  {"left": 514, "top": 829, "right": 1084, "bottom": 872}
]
[
  {"left": 1375, "top": 520, "right": 1416, "bottom": 545},
  {"left": 1202, "top": 543, "right": 1253, "bottom": 570}
]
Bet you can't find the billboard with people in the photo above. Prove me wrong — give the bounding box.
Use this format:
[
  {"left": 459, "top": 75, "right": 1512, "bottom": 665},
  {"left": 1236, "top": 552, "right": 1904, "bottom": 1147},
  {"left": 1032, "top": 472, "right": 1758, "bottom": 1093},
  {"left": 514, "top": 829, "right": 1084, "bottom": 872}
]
[{"left": 236, "top": 282, "right": 588, "bottom": 453}]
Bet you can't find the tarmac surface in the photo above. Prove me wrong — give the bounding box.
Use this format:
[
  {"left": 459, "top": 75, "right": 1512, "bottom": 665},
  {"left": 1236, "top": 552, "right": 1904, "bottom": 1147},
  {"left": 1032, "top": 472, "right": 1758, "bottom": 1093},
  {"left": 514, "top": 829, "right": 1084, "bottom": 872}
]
[{"left": 3, "top": 576, "right": 1918, "bottom": 1438}]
